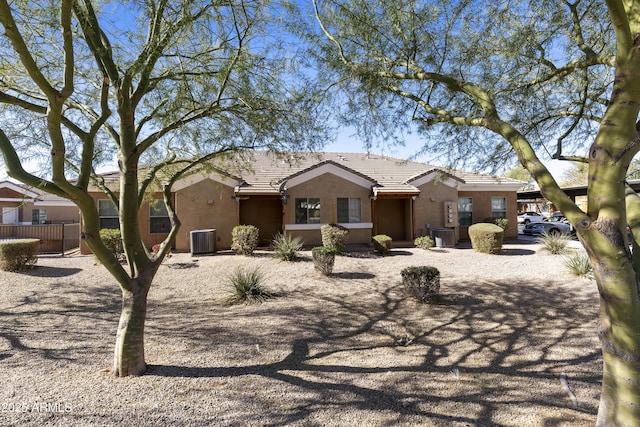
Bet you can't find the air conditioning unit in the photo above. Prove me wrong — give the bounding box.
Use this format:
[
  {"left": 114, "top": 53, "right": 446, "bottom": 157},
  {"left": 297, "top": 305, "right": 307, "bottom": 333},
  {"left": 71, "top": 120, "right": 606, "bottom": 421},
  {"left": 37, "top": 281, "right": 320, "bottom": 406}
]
[{"left": 189, "top": 229, "right": 216, "bottom": 255}]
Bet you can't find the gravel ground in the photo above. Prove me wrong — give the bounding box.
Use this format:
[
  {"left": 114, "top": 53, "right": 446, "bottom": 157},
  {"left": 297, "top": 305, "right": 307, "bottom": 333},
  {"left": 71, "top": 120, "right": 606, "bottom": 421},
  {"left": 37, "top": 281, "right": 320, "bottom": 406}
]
[{"left": 0, "top": 239, "right": 601, "bottom": 426}]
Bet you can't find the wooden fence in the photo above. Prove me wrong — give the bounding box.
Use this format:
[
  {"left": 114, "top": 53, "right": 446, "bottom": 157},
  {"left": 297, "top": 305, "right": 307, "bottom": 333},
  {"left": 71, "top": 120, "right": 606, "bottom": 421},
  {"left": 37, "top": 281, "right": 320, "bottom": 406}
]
[{"left": 0, "top": 223, "right": 80, "bottom": 255}]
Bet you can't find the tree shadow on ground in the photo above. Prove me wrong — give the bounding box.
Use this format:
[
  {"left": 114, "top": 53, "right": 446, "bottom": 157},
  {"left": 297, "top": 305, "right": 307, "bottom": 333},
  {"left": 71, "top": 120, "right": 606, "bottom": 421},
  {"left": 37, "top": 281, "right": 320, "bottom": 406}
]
[
  {"left": 145, "top": 276, "right": 600, "bottom": 425},
  {"left": 21, "top": 265, "right": 82, "bottom": 277},
  {"left": 0, "top": 282, "right": 120, "bottom": 363},
  {"left": 163, "top": 262, "right": 199, "bottom": 269},
  {"left": 332, "top": 272, "right": 376, "bottom": 280},
  {"left": 388, "top": 250, "right": 414, "bottom": 256},
  {"left": 498, "top": 248, "right": 537, "bottom": 256},
  {"left": 2, "top": 255, "right": 600, "bottom": 425}
]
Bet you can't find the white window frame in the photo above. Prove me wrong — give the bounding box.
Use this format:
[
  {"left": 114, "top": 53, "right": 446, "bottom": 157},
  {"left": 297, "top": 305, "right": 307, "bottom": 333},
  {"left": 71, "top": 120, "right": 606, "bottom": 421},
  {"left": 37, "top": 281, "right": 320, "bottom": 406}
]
[
  {"left": 295, "top": 198, "right": 321, "bottom": 224},
  {"left": 491, "top": 197, "right": 507, "bottom": 219},
  {"left": 337, "top": 197, "right": 362, "bottom": 223},
  {"left": 32, "top": 208, "right": 47, "bottom": 225}
]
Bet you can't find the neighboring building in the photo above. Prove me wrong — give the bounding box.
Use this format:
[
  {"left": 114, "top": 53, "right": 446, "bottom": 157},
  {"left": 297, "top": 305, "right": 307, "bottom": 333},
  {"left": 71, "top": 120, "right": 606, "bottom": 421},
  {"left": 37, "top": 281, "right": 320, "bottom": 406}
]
[
  {"left": 84, "top": 152, "right": 524, "bottom": 254},
  {"left": 517, "top": 180, "right": 640, "bottom": 216},
  {"left": 0, "top": 180, "right": 80, "bottom": 225}
]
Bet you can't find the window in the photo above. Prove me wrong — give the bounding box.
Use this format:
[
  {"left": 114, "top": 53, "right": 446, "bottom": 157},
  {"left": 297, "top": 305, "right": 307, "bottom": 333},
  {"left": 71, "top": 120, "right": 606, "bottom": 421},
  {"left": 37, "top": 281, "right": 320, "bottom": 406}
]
[
  {"left": 31, "top": 209, "right": 46, "bottom": 224},
  {"left": 150, "top": 200, "right": 170, "bottom": 234},
  {"left": 491, "top": 197, "right": 507, "bottom": 218},
  {"left": 98, "top": 200, "right": 119, "bottom": 230},
  {"left": 295, "top": 198, "right": 320, "bottom": 224},
  {"left": 337, "top": 198, "right": 361, "bottom": 223},
  {"left": 458, "top": 197, "right": 472, "bottom": 226}
]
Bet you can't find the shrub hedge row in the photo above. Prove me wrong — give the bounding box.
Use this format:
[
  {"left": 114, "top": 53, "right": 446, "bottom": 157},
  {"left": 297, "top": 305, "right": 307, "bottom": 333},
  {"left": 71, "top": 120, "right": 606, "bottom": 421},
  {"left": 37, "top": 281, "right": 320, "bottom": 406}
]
[{"left": 0, "top": 239, "right": 39, "bottom": 271}]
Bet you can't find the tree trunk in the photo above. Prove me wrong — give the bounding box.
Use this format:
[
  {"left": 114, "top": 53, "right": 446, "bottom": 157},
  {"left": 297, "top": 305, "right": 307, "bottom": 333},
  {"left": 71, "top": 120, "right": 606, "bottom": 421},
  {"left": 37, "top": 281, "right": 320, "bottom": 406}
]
[
  {"left": 590, "top": 249, "right": 640, "bottom": 425},
  {"left": 113, "top": 282, "right": 149, "bottom": 377}
]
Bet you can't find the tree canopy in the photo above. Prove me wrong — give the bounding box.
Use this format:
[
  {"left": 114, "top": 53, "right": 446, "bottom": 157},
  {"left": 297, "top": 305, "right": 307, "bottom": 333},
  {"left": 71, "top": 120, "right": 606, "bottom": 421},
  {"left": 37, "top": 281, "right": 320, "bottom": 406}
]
[{"left": 303, "top": 0, "right": 614, "bottom": 173}]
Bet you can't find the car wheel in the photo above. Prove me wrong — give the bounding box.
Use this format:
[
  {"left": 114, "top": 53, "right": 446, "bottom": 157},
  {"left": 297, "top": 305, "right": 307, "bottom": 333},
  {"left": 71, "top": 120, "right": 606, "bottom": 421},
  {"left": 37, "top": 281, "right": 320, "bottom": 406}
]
[
  {"left": 549, "top": 228, "right": 561, "bottom": 237},
  {"left": 524, "top": 219, "right": 530, "bottom": 224}
]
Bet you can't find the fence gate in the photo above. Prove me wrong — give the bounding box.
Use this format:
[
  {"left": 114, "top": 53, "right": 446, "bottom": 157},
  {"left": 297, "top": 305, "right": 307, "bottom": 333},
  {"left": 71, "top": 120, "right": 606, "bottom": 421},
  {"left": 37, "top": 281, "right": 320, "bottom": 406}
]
[{"left": 0, "top": 223, "right": 80, "bottom": 256}]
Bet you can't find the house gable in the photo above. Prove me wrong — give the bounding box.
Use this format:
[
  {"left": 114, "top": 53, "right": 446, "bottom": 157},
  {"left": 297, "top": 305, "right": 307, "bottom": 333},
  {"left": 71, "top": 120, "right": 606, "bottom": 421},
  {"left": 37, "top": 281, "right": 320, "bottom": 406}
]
[
  {"left": 0, "top": 181, "right": 39, "bottom": 201},
  {"left": 405, "top": 169, "right": 463, "bottom": 189},
  {"left": 279, "top": 160, "right": 377, "bottom": 191},
  {"left": 172, "top": 169, "right": 242, "bottom": 192}
]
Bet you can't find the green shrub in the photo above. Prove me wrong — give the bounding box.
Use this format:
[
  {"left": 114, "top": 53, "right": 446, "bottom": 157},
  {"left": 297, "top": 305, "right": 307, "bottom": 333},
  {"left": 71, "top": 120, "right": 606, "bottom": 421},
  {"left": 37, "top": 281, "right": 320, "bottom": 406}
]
[
  {"left": 372, "top": 234, "right": 393, "bottom": 254},
  {"left": 100, "top": 228, "right": 124, "bottom": 259},
  {"left": 414, "top": 236, "right": 435, "bottom": 250},
  {"left": 468, "top": 223, "right": 504, "bottom": 254},
  {"left": 272, "top": 233, "right": 303, "bottom": 261},
  {"left": 483, "top": 217, "right": 509, "bottom": 232},
  {"left": 231, "top": 225, "right": 259, "bottom": 255},
  {"left": 564, "top": 251, "right": 593, "bottom": 277},
  {"left": 321, "top": 223, "right": 349, "bottom": 253},
  {"left": 312, "top": 246, "right": 335, "bottom": 276},
  {"left": 401, "top": 266, "right": 440, "bottom": 303},
  {"left": 537, "top": 232, "right": 570, "bottom": 255},
  {"left": 227, "top": 267, "right": 272, "bottom": 304},
  {"left": 0, "top": 239, "right": 39, "bottom": 271}
]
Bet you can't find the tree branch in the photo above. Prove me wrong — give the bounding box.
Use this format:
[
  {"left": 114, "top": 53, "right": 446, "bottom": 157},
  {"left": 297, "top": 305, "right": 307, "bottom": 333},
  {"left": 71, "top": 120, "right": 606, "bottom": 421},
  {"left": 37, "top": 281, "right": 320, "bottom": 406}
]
[{"left": 0, "top": 0, "right": 56, "bottom": 97}]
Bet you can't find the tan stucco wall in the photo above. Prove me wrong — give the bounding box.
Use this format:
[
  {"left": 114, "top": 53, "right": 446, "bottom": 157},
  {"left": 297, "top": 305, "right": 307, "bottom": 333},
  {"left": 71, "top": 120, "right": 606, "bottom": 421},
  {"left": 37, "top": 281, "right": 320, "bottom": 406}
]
[
  {"left": 413, "top": 181, "right": 459, "bottom": 238},
  {"left": 457, "top": 190, "right": 518, "bottom": 239},
  {"left": 283, "top": 173, "right": 373, "bottom": 246},
  {"left": 175, "top": 179, "right": 237, "bottom": 251}
]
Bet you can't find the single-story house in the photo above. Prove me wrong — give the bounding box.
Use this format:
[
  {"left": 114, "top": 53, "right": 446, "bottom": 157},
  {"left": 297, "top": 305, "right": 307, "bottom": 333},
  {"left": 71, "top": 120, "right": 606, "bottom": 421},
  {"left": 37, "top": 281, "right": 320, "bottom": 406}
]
[
  {"left": 0, "top": 180, "right": 80, "bottom": 225},
  {"left": 82, "top": 152, "right": 524, "bottom": 254}
]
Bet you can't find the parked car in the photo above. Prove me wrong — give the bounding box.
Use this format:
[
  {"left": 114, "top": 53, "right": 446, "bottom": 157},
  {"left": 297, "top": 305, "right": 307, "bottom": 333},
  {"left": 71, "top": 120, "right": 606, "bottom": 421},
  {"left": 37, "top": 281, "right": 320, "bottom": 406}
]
[
  {"left": 523, "top": 217, "right": 572, "bottom": 236},
  {"left": 549, "top": 214, "right": 575, "bottom": 234},
  {"left": 517, "top": 211, "right": 545, "bottom": 224}
]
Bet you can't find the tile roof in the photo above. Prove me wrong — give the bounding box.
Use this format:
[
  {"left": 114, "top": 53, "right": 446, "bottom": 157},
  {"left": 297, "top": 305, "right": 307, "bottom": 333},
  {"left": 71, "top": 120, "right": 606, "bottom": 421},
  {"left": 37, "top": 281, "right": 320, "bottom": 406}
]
[
  {"left": 92, "top": 151, "right": 525, "bottom": 194},
  {"left": 232, "top": 152, "right": 524, "bottom": 195}
]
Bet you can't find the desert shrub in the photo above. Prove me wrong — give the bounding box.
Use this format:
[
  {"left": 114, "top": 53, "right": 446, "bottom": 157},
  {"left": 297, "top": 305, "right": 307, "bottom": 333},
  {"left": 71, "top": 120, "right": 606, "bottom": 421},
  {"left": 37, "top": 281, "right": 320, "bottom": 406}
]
[
  {"left": 483, "top": 217, "right": 509, "bottom": 230},
  {"left": 100, "top": 228, "right": 124, "bottom": 259},
  {"left": 312, "top": 246, "right": 335, "bottom": 275},
  {"left": 231, "top": 225, "right": 259, "bottom": 255},
  {"left": 372, "top": 234, "right": 393, "bottom": 254},
  {"left": 564, "top": 251, "right": 593, "bottom": 276},
  {"left": 401, "top": 266, "right": 440, "bottom": 303},
  {"left": 272, "top": 233, "right": 303, "bottom": 261},
  {"left": 414, "top": 236, "right": 435, "bottom": 250},
  {"left": 537, "top": 232, "right": 570, "bottom": 255},
  {"left": 0, "top": 239, "right": 39, "bottom": 271},
  {"left": 321, "top": 223, "right": 349, "bottom": 253},
  {"left": 227, "top": 267, "right": 272, "bottom": 304},
  {"left": 468, "top": 223, "right": 504, "bottom": 254}
]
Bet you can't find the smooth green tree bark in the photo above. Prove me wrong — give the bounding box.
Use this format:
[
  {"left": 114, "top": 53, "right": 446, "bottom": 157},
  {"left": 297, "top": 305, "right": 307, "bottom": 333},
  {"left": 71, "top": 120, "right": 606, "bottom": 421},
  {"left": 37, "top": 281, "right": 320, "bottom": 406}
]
[{"left": 309, "top": 0, "right": 640, "bottom": 424}]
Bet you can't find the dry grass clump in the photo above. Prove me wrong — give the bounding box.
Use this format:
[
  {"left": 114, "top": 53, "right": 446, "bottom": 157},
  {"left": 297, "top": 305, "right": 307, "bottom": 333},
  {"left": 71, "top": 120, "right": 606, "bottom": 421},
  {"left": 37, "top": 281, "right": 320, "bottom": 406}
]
[
  {"left": 227, "top": 266, "right": 273, "bottom": 304},
  {"left": 537, "top": 232, "right": 570, "bottom": 255}
]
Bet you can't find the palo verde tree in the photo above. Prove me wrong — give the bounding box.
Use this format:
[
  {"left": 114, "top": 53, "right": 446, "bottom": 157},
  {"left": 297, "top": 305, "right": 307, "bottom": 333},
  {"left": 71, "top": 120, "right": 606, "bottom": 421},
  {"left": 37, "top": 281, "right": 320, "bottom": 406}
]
[
  {"left": 308, "top": 0, "right": 640, "bottom": 424},
  {"left": 0, "top": 0, "right": 325, "bottom": 376}
]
